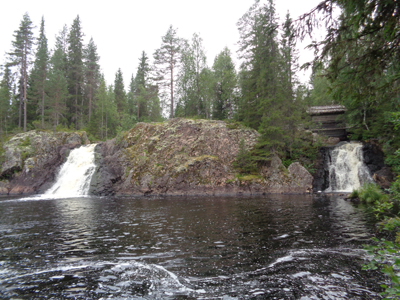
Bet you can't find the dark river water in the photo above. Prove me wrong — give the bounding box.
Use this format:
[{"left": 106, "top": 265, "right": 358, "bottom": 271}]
[{"left": 0, "top": 194, "right": 383, "bottom": 299}]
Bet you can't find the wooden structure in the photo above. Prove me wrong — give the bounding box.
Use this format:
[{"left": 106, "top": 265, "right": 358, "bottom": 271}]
[{"left": 307, "top": 105, "right": 347, "bottom": 140}]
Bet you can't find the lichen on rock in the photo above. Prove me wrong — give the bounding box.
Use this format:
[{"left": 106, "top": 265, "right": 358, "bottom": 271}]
[{"left": 94, "top": 118, "right": 313, "bottom": 196}]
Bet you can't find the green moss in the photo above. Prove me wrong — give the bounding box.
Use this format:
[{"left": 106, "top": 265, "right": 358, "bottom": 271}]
[
  {"left": 236, "top": 174, "right": 263, "bottom": 182},
  {"left": 20, "top": 136, "right": 31, "bottom": 147}
]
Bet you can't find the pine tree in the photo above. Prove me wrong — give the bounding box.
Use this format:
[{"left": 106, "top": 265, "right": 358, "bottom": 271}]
[
  {"left": 153, "top": 25, "right": 181, "bottom": 118},
  {"left": 8, "top": 13, "right": 35, "bottom": 131},
  {"left": 30, "top": 16, "right": 49, "bottom": 129},
  {"left": 67, "top": 15, "right": 84, "bottom": 129}
]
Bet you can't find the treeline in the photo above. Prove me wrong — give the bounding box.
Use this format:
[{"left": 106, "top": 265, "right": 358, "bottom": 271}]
[{"left": 0, "top": 0, "right": 317, "bottom": 162}]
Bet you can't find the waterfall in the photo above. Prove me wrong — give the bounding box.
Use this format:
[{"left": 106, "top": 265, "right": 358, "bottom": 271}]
[
  {"left": 44, "top": 144, "right": 97, "bottom": 197},
  {"left": 325, "top": 142, "right": 373, "bottom": 192}
]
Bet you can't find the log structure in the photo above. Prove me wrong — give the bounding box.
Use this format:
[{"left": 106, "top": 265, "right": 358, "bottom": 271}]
[{"left": 307, "top": 105, "right": 347, "bottom": 140}]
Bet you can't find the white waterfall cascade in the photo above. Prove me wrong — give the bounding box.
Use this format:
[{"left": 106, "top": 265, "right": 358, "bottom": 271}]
[
  {"left": 325, "top": 142, "right": 373, "bottom": 192},
  {"left": 44, "top": 144, "right": 97, "bottom": 197}
]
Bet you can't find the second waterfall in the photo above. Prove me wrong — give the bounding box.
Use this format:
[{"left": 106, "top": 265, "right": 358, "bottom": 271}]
[{"left": 325, "top": 142, "right": 373, "bottom": 192}]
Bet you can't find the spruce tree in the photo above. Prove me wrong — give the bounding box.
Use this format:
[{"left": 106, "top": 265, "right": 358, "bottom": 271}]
[
  {"left": 84, "top": 37, "right": 100, "bottom": 122},
  {"left": 134, "top": 51, "right": 150, "bottom": 121},
  {"left": 212, "top": 47, "right": 237, "bottom": 120},
  {"left": 30, "top": 16, "right": 49, "bottom": 129},
  {"left": 67, "top": 15, "right": 84, "bottom": 129},
  {"left": 0, "top": 66, "right": 12, "bottom": 142},
  {"left": 46, "top": 48, "right": 68, "bottom": 133},
  {"left": 279, "top": 12, "right": 301, "bottom": 156},
  {"left": 114, "top": 68, "right": 126, "bottom": 114}
]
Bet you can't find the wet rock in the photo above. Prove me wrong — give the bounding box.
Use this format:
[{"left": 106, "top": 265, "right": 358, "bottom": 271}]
[
  {"left": 0, "top": 130, "right": 89, "bottom": 195},
  {"left": 373, "top": 167, "right": 394, "bottom": 189},
  {"left": 362, "top": 141, "right": 385, "bottom": 173}
]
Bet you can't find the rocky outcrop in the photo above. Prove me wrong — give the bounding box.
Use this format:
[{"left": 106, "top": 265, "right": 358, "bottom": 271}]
[
  {"left": 0, "top": 130, "right": 89, "bottom": 195},
  {"left": 91, "top": 118, "right": 313, "bottom": 196},
  {"left": 0, "top": 120, "right": 314, "bottom": 196},
  {"left": 362, "top": 141, "right": 394, "bottom": 189}
]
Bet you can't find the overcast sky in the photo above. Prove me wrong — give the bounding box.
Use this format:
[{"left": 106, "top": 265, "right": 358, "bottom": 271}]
[{"left": 0, "top": 0, "right": 324, "bottom": 88}]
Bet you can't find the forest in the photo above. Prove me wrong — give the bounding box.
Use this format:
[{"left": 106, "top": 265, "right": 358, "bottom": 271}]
[{"left": 0, "top": 0, "right": 399, "bottom": 163}]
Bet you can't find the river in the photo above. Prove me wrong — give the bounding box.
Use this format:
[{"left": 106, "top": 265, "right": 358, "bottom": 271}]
[{"left": 0, "top": 194, "right": 383, "bottom": 299}]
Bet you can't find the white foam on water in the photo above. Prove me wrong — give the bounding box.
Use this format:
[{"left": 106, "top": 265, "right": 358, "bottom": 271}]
[
  {"left": 44, "top": 144, "right": 97, "bottom": 198},
  {"left": 325, "top": 142, "right": 373, "bottom": 192}
]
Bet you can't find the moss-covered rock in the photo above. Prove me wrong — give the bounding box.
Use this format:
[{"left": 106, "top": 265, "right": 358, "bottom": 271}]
[{"left": 94, "top": 118, "right": 313, "bottom": 196}]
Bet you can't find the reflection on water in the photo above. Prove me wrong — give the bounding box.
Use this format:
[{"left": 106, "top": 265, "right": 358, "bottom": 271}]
[{"left": 0, "top": 194, "right": 382, "bottom": 299}]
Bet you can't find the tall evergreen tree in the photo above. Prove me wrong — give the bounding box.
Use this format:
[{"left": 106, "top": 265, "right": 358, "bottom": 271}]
[
  {"left": 114, "top": 68, "right": 126, "bottom": 114},
  {"left": 84, "top": 37, "right": 100, "bottom": 122},
  {"left": 0, "top": 66, "right": 12, "bottom": 142},
  {"left": 8, "top": 12, "right": 35, "bottom": 131},
  {"left": 237, "top": 0, "right": 289, "bottom": 159},
  {"left": 46, "top": 48, "right": 68, "bottom": 133},
  {"left": 212, "top": 47, "right": 237, "bottom": 120},
  {"left": 134, "top": 51, "right": 150, "bottom": 120},
  {"left": 30, "top": 16, "right": 49, "bottom": 129},
  {"left": 153, "top": 25, "right": 181, "bottom": 118},
  {"left": 279, "top": 12, "right": 301, "bottom": 155},
  {"left": 67, "top": 15, "right": 84, "bottom": 129},
  {"left": 91, "top": 77, "right": 108, "bottom": 139}
]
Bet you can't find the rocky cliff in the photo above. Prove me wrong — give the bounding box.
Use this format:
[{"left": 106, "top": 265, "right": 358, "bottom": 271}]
[
  {"left": 0, "top": 119, "right": 314, "bottom": 196},
  {"left": 90, "top": 118, "right": 313, "bottom": 196},
  {"left": 0, "top": 130, "right": 89, "bottom": 194}
]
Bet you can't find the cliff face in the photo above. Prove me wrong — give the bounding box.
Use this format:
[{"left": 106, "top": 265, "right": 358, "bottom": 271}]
[
  {"left": 91, "top": 118, "right": 313, "bottom": 196},
  {"left": 0, "top": 130, "right": 89, "bottom": 195}
]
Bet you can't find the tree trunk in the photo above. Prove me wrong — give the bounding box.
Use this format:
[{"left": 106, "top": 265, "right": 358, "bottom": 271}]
[
  {"left": 88, "top": 86, "right": 92, "bottom": 121},
  {"left": 170, "top": 61, "right": 174, "bottom": 118},
  {"left": 23, "top": 45, "right": 27, "bottom": 132},
  {"left": 41, "top": 80, "right": 45, "bottom": 129}
]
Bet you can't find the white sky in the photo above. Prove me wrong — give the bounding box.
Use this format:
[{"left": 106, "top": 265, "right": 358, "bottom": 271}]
[{"left": 0, "top": 0, "right": 324, "bottom": 88}]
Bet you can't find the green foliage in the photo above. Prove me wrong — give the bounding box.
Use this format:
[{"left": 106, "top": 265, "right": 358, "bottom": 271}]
[
  {"left": 20, "top": 136, "right": 31, "bottom": 147},
  {"left": 363, "top": 238, "right": 400, "bottom": 299},
  {"left": 389, "top": 176, "right": 400, "bottom": 203},
  {"left": 358, "top": 183, "right": 388, "bottom": 205},
  {"left": 212, "top": 47, "right": 237, "bottom": 120},
  {"left": 232, "top": 138, "right": 257, "bottom": 174},
  {"left": 349, "top": 189, "right": 359, "bottom": 199},
  {"left": 352, "top": 183, "right": 393, "bottom": 218}
]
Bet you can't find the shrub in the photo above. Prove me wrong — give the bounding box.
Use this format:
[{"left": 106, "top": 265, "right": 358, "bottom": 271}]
[
  {"left": 358, "top": 183, "right": 388, "bottom": 204},
  {"left": 232, "top": 138, "right": 257, "bottom": 174}
]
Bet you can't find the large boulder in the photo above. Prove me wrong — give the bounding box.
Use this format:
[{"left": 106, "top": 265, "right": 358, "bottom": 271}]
[{"left": 92, "top": 118, "right": 313, "bottom": 196}]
